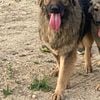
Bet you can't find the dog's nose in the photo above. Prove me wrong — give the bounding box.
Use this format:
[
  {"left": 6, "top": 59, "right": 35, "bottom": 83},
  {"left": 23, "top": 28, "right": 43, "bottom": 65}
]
[{"left": 50, "top": 5, "right": 60, "bottom": 13}]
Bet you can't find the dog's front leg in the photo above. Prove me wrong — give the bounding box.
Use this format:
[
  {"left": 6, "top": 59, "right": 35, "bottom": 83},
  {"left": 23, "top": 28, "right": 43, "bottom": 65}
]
[{"left": 52, "top": 51, "right": 76, "bottom": 100}]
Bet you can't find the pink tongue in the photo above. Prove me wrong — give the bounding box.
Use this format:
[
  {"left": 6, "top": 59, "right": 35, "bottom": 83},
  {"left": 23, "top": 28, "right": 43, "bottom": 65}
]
[
  {"left": 98, "top": 29, "right": 100, "bottom": 37},
  {"left": 49, "top": 13, "right": 61, "bottom": 31}
]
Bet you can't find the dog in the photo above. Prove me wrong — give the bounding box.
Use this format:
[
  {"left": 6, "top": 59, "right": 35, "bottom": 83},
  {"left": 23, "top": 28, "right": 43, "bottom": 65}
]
[
  {"left": 79, "top": 0, "right": 100, "bottom": 90},
  {"left": 38, "top": 0, "right": 84, "bottom": 99},
  {"left": 78, "top": 0, "right": 100, "bottom": 73},
  {"left": 88, "top": 0, "right": 100, "bottom": 90}
]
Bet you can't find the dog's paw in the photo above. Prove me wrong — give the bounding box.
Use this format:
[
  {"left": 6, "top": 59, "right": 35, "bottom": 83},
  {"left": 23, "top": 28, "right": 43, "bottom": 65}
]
[
  {"left": 52, "top": 93, "right": 63, "bottom": 100},
  {"left": 85, "top": 66, "right": 93, "bottom": 73},
  {"left": 96, "top": 84, "right": 100, "bottom": 91}
]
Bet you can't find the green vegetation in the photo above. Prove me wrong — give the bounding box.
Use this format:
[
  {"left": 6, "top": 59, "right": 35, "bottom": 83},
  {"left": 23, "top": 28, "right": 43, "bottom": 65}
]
[
  {"left": 29, "top": 77, "right": 52, "bottom": 92},
  {"left": 7, "top": 63, "right": 13, "bottom": 79},
  {"left": 2, "top": 86, "right": 13, "bottom": 97},
  {"left": 40, "top": 45, "right": 50, "bottom": 53}
]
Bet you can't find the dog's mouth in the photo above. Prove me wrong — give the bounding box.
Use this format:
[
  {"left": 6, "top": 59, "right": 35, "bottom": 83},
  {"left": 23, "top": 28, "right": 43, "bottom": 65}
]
[
  {"left": 47, "top": 4, "right": 65, "bottom": 32},
  {"left": 49, "top": 13, "right": 61, "bottom": 32}
]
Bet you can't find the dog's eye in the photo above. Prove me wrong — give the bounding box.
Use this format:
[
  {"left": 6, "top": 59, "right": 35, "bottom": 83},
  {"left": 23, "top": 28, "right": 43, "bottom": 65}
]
[
  {"left": 94, "top": 6, "right": 99, "bottom": 11},
  {"left": 94, "top": 8, "right": 99, "bottom": 11},
  {"left": 93, "top": 3, "right": 100, "bottom": 11}
]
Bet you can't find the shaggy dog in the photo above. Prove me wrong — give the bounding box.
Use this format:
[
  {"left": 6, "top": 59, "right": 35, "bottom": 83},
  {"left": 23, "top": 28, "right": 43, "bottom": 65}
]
[
  {"left": 89, "top": 0, "right": 100, "bottom": 90},
  {"left": 38, "top": 0, "right": 83, "bottom": 99},
  {"left": 78, "top": 0, "right": 100, "bottom": 90},
  {"left": 78, "top": 0, "right": 100, "bottom": 73}
]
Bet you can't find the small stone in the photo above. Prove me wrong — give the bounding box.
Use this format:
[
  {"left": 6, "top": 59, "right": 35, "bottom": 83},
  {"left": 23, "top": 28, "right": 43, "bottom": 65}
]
[{"left": 32, "top": 95, "right": 37, "bottom": 99}]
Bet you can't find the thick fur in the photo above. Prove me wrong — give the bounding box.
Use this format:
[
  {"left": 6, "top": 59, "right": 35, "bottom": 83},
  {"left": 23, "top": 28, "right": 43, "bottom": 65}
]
[{"left": 38, "top": 0, "right": 82, "bottom": 99}]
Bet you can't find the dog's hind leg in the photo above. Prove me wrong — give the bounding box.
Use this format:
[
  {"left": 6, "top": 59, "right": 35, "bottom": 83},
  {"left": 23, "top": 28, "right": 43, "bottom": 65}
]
[
  {"left": 52, "top": 51, "right": 76, "bottom": 100},
  {"left": 83, "top": 33, "right": 94, "bottom": 73}
]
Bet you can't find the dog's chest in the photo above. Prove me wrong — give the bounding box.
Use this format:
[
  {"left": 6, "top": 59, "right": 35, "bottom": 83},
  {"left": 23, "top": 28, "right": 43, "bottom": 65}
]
[{"left": 39, "top": 4, "right": 82, "bottom": 54}]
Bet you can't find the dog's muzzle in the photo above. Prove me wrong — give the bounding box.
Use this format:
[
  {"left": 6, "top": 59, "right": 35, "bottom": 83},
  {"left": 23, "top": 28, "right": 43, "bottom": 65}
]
[
  {"left": 50, "top": 5, "right": 60, "bottom": 13},
  {"left": 47, "top": 4, "right": 65, "bottom": 15},
  {"left": 45, "top": 4, "right": 65, "bottom": 32}
]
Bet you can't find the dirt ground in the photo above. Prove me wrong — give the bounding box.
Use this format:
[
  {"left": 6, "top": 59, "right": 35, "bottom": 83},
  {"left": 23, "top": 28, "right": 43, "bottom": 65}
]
[{"left": 0, "top": 0, "right": 100, "bottom": 100}]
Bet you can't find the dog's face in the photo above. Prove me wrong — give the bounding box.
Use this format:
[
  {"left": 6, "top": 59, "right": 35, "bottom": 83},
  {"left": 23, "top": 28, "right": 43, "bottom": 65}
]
[
  {"left": 90, "top": 0, "right": 100, "bottom": 25},
  {"left": 89, "top": 0, "right": 100, "bottom": 37},
  {"left": 38, "top": 0, "right": 73, "bottom": 31}
]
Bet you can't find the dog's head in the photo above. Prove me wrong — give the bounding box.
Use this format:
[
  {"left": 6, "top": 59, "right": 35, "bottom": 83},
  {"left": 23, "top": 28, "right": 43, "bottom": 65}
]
[
  {"left": 38, "top": 0, "right": 76, "bottom": 32},
  {"left": 89, "top": 0, "right": 100, "bottom": 37}
]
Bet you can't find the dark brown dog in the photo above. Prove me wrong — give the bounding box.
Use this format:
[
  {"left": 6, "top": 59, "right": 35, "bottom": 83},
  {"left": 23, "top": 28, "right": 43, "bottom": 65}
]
[
  {"left": 79, "top": 0, "right": 100, "bottom": 90},
  {"left": 78, "top": 0, "right": 100, "bottom": 73},
  {"left": 89, "top": 0, "right": 100, "bottom": 90},
  {"left": 38, "top": 0, "right": 83, "bottom": 99}
]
